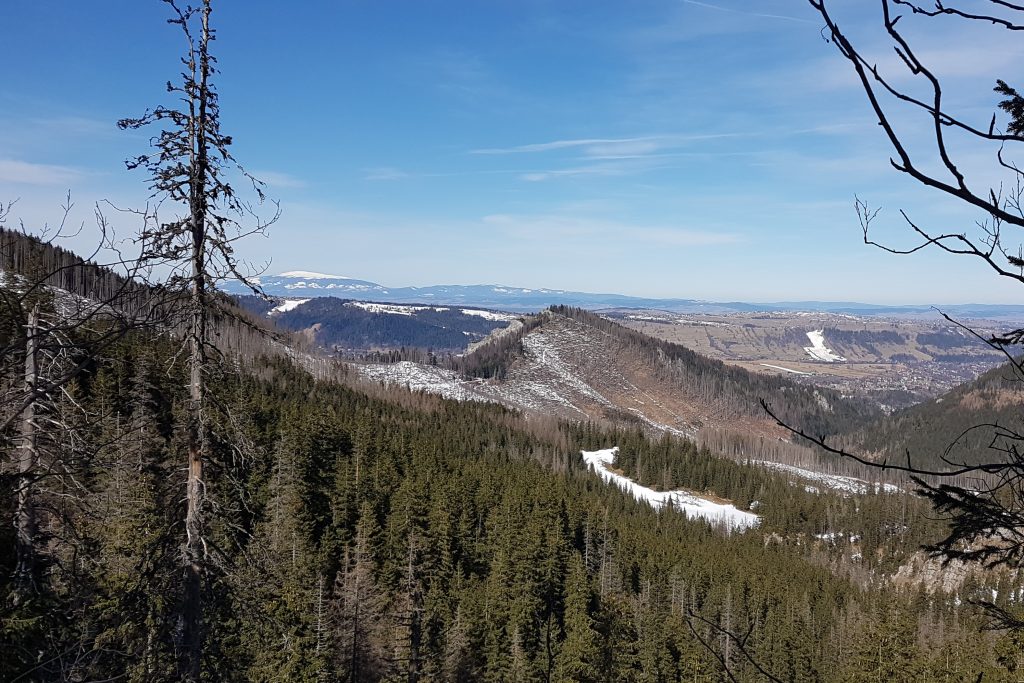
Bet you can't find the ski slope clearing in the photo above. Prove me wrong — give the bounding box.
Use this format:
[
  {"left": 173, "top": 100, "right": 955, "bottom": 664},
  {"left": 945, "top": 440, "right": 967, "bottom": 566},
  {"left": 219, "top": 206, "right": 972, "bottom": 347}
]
[
  {"left": 270, "top": 298, "right": 309, "bottom": 315},
  {"left": 582, "top": 448, "right": 759, "bottom": 531},
  {"left": 803, "top": 330, "right": 846, "bottom": 362},
  {"left": 753, "top": 461, "right": 901, "bottom": 495}
]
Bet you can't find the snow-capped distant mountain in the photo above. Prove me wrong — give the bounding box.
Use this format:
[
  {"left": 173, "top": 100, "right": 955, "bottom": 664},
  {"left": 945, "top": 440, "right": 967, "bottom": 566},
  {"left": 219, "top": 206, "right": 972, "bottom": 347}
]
[
  {"left": 221, "top": 271, "right": 1024, "bottom": 318},
  {"left": 222, "top": 271, "right": 721, "bottom": 312},
  {"left": 238, "top": 272, "right": 390, "bottom": 297}
]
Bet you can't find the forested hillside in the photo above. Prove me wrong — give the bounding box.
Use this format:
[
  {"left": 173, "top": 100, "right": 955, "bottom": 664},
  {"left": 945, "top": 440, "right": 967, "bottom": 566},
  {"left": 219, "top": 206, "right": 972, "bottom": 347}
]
[
  {"left": 237, "top": 294, "right": 519, "bottom": 353},
  {"left": 430, "top": 306, "right": 881, "bottom": 439},
  {"left": 0, "top": 238, "right": 1012, "bottom": 679},
  {"left": 5, "top": 1, "right": 1023, "bottom": 677},
  {"left": 842, "top": 359, "right": 1024, "bottom": 471},
  {"left": 1, "top": 305, "right": 1016, "bottom": 681}
]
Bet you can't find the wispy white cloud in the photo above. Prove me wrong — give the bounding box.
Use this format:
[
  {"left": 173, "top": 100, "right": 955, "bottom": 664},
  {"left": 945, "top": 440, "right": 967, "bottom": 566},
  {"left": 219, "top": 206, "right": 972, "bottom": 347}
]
[
  {"left": 0, "top": 158, "right": 86, "bottom": 186},
  {"left": 251, "top": 169, "right": 306, "bottom": 189},
  {"left": 520, "top": 163, "right": 637, "bottom": 182},
  {"left": 472, "top": 132, "right": 741, "bottom": 157},
  {"left": 681, "top": 0, "right": 816, "bottom": 25},
  {"left": 474, "top": 136, "right": 660, "bottom": 155}
]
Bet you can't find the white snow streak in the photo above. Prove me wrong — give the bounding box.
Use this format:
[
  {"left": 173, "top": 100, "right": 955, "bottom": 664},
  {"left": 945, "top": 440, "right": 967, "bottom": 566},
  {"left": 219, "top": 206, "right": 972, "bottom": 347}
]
[
  {"left": 760, "top": 363, "right": 812, "bottom": 375},
  {"left": 803, "top": 330, "right": 845, "bottom": 362},
  {"left": 582, "top": 448, "right": 760, "bottom": 531}
]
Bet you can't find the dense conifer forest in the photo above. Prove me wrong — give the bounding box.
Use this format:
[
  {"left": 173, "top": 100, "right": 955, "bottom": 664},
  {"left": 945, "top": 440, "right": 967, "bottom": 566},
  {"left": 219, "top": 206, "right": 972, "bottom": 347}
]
[
  {"left": 236, "top": 295, "right": 515, "bottom": 354},
  {"left": 0, "top": 254, "right": 1020, "bottom": 681},
  {"left": 844, "top": 359, "right": 1024, "bottom": 471}
]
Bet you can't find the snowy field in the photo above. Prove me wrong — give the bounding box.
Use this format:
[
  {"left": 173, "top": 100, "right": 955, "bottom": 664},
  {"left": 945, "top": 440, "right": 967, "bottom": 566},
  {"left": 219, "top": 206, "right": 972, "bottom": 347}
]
[{"left": 582, "top": 448, "right": 760, "bottom": 531}]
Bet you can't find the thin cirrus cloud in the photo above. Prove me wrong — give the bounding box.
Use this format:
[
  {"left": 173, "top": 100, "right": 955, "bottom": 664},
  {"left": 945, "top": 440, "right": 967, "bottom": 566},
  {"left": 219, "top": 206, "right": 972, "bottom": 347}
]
[
  {"left": 0, "top": 158, "right": 87, "bottom": 186},
  {"left": 249, "top": 169, "right": 306, "bottom": 189},
  {"left": 680, "top": 0, "right": 817, "bottom": 25},
  {"left": 471, "top": 133, "right": 742, "bottom": 157}
]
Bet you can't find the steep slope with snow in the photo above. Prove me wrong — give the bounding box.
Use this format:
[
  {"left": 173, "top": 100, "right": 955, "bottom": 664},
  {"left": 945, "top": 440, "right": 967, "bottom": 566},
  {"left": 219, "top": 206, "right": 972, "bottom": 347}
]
[{"left": 353, "top": 308, "right": 878, "bottom": 442}]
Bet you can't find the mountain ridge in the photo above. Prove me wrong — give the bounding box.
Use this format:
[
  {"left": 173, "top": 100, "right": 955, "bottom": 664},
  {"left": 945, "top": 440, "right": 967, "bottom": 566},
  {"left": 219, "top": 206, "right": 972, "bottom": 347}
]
[{"left": 226, "top": 271, "right": 1024, "bottom": 318}]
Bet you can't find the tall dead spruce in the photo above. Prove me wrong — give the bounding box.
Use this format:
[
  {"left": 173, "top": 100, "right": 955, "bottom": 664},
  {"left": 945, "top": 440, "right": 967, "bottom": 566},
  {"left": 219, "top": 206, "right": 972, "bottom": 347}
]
[{"left": 118, "top": 1, "right": 276, "bottom": 679}]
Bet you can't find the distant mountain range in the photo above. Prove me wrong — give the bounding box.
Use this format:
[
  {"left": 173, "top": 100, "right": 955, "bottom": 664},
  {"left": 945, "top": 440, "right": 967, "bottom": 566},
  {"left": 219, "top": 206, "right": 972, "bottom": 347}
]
[{"left": 222, "top": 271, "right": 1024, "bottom": 319}]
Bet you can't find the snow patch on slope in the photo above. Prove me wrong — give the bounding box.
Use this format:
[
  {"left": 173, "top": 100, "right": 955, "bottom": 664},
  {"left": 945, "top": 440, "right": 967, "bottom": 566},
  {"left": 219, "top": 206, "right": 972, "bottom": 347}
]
[
  {"left": 803, "top": 330, "right": 846, "bottom": 362},
  {"left": 583, "top": 448, "right": 759, "bottom": 531},
  {"left": 354, "top": 361, "right": 486, "bottom": 402},
  {"left": 347, "top": 302, "right": 449, "bottom": 316},
  {"left": 523, "top": 332, "right": 613, "bottom": 407},
  {"left": 270, "top": 298, "right": 309, "bottom": 315},
  {"left": 279, "top": 270, "right": 352, "bottom": 280},
  {"left": 461, "top": 308, "right": 519, "bottom": 322},
  {"left": 753, "top": 461, "right": 901, "bottom": 495}
]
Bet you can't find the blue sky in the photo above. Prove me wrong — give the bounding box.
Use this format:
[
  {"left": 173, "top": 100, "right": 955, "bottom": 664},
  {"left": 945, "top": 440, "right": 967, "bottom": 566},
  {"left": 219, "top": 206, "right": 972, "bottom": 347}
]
[{"left": 3, "top": 0, "right": 1023, "bottom": 304}]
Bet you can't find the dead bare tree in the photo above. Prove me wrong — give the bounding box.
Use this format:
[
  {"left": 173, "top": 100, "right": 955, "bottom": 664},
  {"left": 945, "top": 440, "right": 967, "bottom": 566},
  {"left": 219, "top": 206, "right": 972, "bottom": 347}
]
[
  {"left": 0, "top": 199, "right": 170, "bottom": 610},
  {"left": 116, "top": 1, "right": 277, "bottom": 679}
]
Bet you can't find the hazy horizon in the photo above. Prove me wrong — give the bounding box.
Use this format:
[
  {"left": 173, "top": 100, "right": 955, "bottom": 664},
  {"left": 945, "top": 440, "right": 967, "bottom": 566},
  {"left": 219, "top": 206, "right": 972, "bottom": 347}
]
[{"left": 4, "top": 1, "right": 1023, "bottom": 304}]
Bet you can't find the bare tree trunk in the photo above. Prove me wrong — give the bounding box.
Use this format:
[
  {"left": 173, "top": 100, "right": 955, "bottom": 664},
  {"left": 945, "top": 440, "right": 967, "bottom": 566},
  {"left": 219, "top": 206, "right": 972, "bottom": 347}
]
[
  {"left": 181, "top": 5, "right": 212, "bottom": 680},
  {"left": 12, "top": 303, "right": 40, "bottom": 603},
  {"left": 315, "top": 574, "right": 328, "bottom": 683},
  {"left": 182, "top": 249, "right": 206, "bottom": 681}
]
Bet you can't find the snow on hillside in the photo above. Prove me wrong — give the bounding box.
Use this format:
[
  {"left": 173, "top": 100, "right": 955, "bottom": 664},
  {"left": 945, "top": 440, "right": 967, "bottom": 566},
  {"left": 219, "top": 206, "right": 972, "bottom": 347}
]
[
  {"left": 270, "top": 298, "right": 309, "bottom": 315},
  {"left": 279, "top": 270, "right": 352, "bottom": 280},
  {"left": 523, "top": 332, "right": 613, "bottom": 408},
  {"left": 347, "top": 302, "right": 448, "bottom": 316},
  {"left": 803, "top": 329, "right": 846, "bottom": 362},
  {"left": 354, "top": 361, "right": 488, "bottom": 402},
  {"left": 466, "top": 319, "right": 524, "bottom": 355},
  {"left": 753, "top": 461, "right": 901, "bottom": 495},
  {"left": 583, "top": 448, "right": 760, "bottom": 531},
  {"left": 461, "top": 308, "right": 519, "bottom": 322}
]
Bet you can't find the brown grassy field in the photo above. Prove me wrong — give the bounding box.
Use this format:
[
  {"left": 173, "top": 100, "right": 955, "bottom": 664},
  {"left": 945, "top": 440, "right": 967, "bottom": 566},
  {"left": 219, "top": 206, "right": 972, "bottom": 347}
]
[{"left": 607, "top": 309, "right": 1005, "bottom": 405}]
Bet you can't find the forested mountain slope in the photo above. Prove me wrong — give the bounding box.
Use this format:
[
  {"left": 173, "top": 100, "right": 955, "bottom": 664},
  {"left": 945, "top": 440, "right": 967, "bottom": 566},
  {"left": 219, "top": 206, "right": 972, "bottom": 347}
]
[
  {"left": 1, "top": 238, "right": 1017, "bottom": 681},
  {"left": 842, "top": 358, "right": 1024, "bottom": 471},
  {"left": 355, "top": 306, "right": 880, "bottom": 443},
  {"left": 236, "top": 294, "right": 519, "bottom": 353},
  {"left": 1, "top": 323, "right": 1012, "bottom": 681}
]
